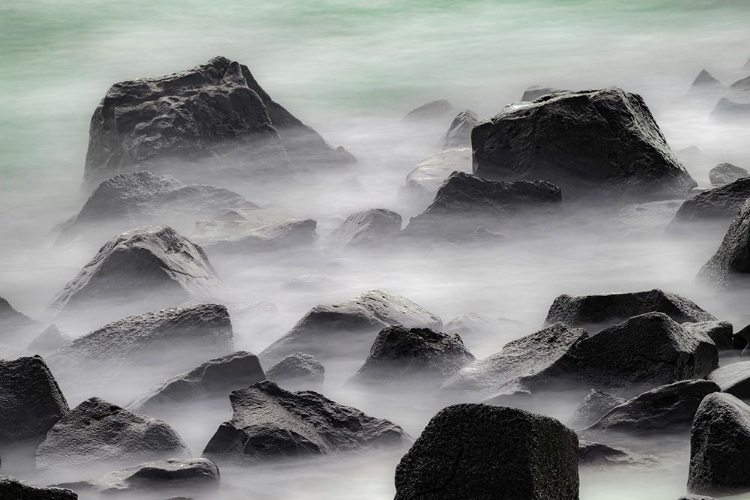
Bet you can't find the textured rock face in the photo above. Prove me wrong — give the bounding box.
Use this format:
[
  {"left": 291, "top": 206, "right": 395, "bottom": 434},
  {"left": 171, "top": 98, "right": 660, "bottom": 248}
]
[
  {"left": 260, "top": 289, "right": 442, "bottom": 364},
  {"left": 49, "top": 225, "right": 219, "bottom": 321},
  {"left": 709, "top": 163, "right": 748, "bottom": 186},
  {"left": 443, "top": 110, "right": 479, "bottom": 149},
  {"left": 687, "top": 70, "right": 725, "bottom": 101},
  {"left": 266, "top": 352, "right": 325, "bottom": 390},
  {"left": 192, "top": 212, "right": 317, "bottom": 253},
  {"left": 402, "top": 171, "right": 561, "bottom": 241},
  {"left": 202, "top": 381, "right": 408, "bottom": 465},
  {"left": 544, "top": 289, "right": 716, "bottom": 332},
  {"left": 668, "top": 178, "right": 750, "bottom": 234},
  {"left": 48, "top": 303, "right": 233, "bottom": 398},
  {"left": 568, "top": 390, "right": 625, "bottom": 429},
  {"left": 521, "top": 85, "right": 566, "bottom": 101},
  {"left": 128, "top": 351, "right": 265, "bottom": 415},
  {"left": 348, "top": 326, "right": 474, "bottom": 388},
  {"left": 0, "top": 296, "right": 42, "bottom": 348},
  {"left": 707, "top": 361, "right": 750, "bottom": 398},
  {"left": 473, "top": 87, "right": 696, "bottom": 201},
  {"left": 0, "top": 477, "right": 77, "bottom": 500},
  {"left": 682, "top": 321, "right": 734, "bottom": 351},
  {"left": 394, "top": 404, "right": 579, "bottom": 500},
  {"left": 36, "top": 397, "right": 190, "bottom": 477},
  {"left": 27, "top": 325, "right": 70, "bottom": 356},
  {"left": 399, "top": 148, "right": 473, "bottom": 208},
  {"left": 711, "top": 75, "right": 750, "bottom": 120},
  {"left": 697, "top": 200, "right": 750, "bottom": 291},
  {"left": 324, "top": 209, "right": 402, "bottom": 248},
  {"left": 688, "top": 393, "right": 750, "bottom": 495},
  {"left": 585, "top": 380, "right": 720, "bottom": 435},
  {"left": 404, "top": 99, "right": 454, "bottom": 122}
]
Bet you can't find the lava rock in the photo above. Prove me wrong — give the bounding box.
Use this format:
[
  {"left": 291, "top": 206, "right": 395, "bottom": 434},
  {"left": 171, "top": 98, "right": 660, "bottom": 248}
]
[
  {"left": 27, "top": 325, "right": 70, "bottom": 356},
  {"left": 404, "top": 99, "right": 454, "bottom": 122},
  {"left": 707, "top": 361, "right": 750, "bottom": 398},
  {"left": 0, "top": 296, "right": 42, "bottom": 348},
  {"left": 521, "top": 85, "right": 566, "bottom": 101},
  {"left": 682, "top": 321, "right": 734, "bottom": 351},
  {"left": 709, "top": 163, "right": 748, "bottom": 186},
  {"left": 324, "top": 209, "right": 402, "bottom": 248},
  {"left": 202, "top": 381, "right": 408, "bottom": 465},
  {"left": 473, "top": 87, "right": 696, "bottom": 202},
  {"left": 348, "top": 326, "right": 475, "bottom": 389},
  {"left": 260, "top": 289, "right": 442, "bottom": 364},
  {"left": 697, "top": 200, "right": 750, "bottom": 291},
  {"left": 687, "top": 70, "right": 725, "bottom": 101},
  {"left": 667, "top": 178, "right": 750, "bottom": 234},
  {"left": 568, "top": 390, "right": 626, "bottom": 429},
  {"left": 394, "top": 404, "right": 579, "bottom": 500},
  {"left": 266, "top": 352, "right": 325, "bottom": 390},
  {"left": 192, "top": 214, "right": 317, "bottom": 253},
  {"left": 711, "top": 75, "right": 750, "bottom": 121},
  {"left": 0, "top": 476, "right": 77, "bottom": 500},
  {"left": 399, "top": 148, "right": 472, "bottom": 209},
  {"left": 687, "top": 393, "right": 750, "bottom": 495},
  {"left": 443, "top": 110, "right": 479, "bottom": 149}
]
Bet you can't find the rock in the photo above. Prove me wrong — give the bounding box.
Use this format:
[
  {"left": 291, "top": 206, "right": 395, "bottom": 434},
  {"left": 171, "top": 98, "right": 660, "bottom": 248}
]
[
  {"left": 568, "top": 390, "right": 626, "bottom": 429},
  {"left": 49, "top": 225, "right": 219, "bottom": 322},
  {"left": 697, "top": 200, "right": 750, "bottom": 291},
  {"left": 260, "top": 289, "right": 442, "bottom": 364},
  {"left": 687, "top": 70, "right": 724, "bottom": 101},
  {"left": 709, "top": 163, "right": 748, "bottom": 186},
  {"left": 443, "top": 110, "right": 479, "bottom": 149},
  {"left": 584, "top": 380, "right": 720, "bottom": 435},
  {"left": 399, "top": 148, "right": 472, "bottom": 208},
  {"left": 404, "top": 99, "right": 454, "bottom": 122},
  {"left": 281, "top": 274, "right": 335, "bottom": 291},
  {"left": 347, "top": 326, "right": 475, "bottom": 389},
  {"left": 48, "top": 303, "right": 233, "bottom": 400},
  {"left": 444, "top": 313, "right": 524, "bottom": 349},
  {"left": 677, "top": 146, "right": 704, "bottom": 170},
  {"left": 202, "top": 381, "right": 408, "bottom": 465},
  {"left": 393, "top": 404, "right": 579, "bottom": 500},
  {"left": 473, "top": 87, "right": 696, "bottom": 202},
  {"left": 678, "top": 496, "right": 716, "bottom": 500},
  {"left": 667, "top": 178, "right": 750, "bottom": 234},
  {"left": 544, "top": 289, "right": 717, "bottom": 332},
  {"left": 682, "top": 321, "right": 734, "bottom": 351},
  {"left": 266, "top": 352, "right": 325, "bottom": 390},
  {"left": 324, "top": 209, "right": 402, "bottom": 248},
  {"left": 401, "top": 171, "right": 561, "bottom": 242},
  {"left": 687, "top": 393, "right": 750, "bottom": 495},
  {"left": 192, "top": 213, "right": 317, "bottom": 253},
  {"left": 27, "top": 325, "right": 70, "bottom": 356},
  {"left": 707, "top": 361, "right": 750, "bottom": 398},
  {"left": 36, "top": 397, "right": 190, "bottom": 478},
  {"left": 578, "top": 440, "right": 655, "bottom": 468},
  {"left": 0, "top": 476, "right": 77, "bottom": 500},
  {"left": 55, "top": 458, "right": 219, "bottom": 496},
  {"left": 711, "top": 75, "right": 750, "bottom": 120},
  {"left": 128, "top": 351, "right": 265, "bottom": 415},
  {"left": 593, "top": 199, "right": 683, "bottom": 236},
  {"left": 0, "top": 296, "right": 42, "bottom": 348},
  {"left": 521, "top": 85, "right": 566, "bottom": 101}
]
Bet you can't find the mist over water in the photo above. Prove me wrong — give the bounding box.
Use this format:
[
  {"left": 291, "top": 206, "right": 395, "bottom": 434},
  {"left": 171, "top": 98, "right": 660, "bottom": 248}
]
[{"left": 2, "top": 1, "right": 750, "bottom": 499}]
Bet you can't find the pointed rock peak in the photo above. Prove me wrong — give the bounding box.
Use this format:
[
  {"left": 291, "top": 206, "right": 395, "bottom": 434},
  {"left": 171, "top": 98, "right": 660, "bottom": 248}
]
[{"left": 693, "top": 69, "right": 722, "bottom": 86}]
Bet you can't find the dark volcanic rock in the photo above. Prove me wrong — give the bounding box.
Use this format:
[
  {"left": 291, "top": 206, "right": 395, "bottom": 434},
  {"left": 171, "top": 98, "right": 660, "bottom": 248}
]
[
  {"left": 667, "top": 178, "right": 750, "bottom": 234},
  {"left": 688, "top": 393, "right": 750, "bottom": 495},
  {"left": 521, "top": 85, "right": 566, "bottom": 101},
  {"left": 394, "top": 404, "right": 579, "bottom": 500},
  {"left": 682, "top": 321, "right": 734, "bottom": 351},
  {"left": 584, "top": 380, "right": 720, "bottom": 435},
  {"left": 260, "top": 289, "right": 442, "bottom": 364},
  {"left": 399, "top": 148, "right": 472, "bottom": 209},
  {"left": 36, "top": 397, "right": 190, "bottom": 476},
  {"left": 568, "top": 390, "right": 626, "bottom": 429},
  {"left": 202, "top": 380, "right": 408, "bottom": 465},
  {"left": 324, "top": 209, "right": 402, "bottom": 248},
  {"left": 707, "top": 361, "right": 750, "bottom": 398},
  {"left": 0, "top": 476, "right": 77, "bottom": 500},
  {"left": 473, "top": 87, "right": 696, "bottom": 202},
  {"left": 27, "top": 325, "right": 70, "bottom": 356},
  {"left": 402, "top": 171, "right": 561, "bottom": 242},
  {"left": 128, "top": 351, "right": 265, "bottom": 415},
  {"left": 697, "top": 200, "right": 750, "bottom": 291},
  {"left": 49, "top": 225, "right": 219, "bottom": 322},
  {"left": 266, "top": 352, "right": 325, "bottom": 390},
  {"left": 443, "top": 110, "right": 479, "bottom": 149},
  {"left": 709, "top": 163, "right": 748, "bottom": 186},
  {"left": 0, "top": 296, "right": 42, "bottom": 348},
  {"left": 544, "top": 289, "right": 716, "bottom": 332},
  {"left": 687, "top": 70, "right": 724, "bottom": 101},
  {"left": 404, "top": 99, "right": 454, "bottom": 122},
  {"left": 348, "top": 326, "right": 474, "bottom": 388},
  {"left": 711, "top": 75, "right": 750, "bottom": 120},
  {"left": 48, "top": 303, "right": 233, "bottom": 399}
]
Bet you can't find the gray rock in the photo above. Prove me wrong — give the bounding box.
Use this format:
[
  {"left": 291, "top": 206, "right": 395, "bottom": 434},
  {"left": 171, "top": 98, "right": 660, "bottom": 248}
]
[
  {"left": 521, "top": 85, "right": 566, "bottom": 101},
  {"left": 677, "top": 146, "right": 704, "bottom": 170},
  {"left": 568, "top": 390, "right": 625, "bottom": 429},
  {"left": 324, "top": 209, "right": 402, "bottom": 248},
  {"left": 260, "top": 289, "right": 442, "bottom": 364},
  {"left": 473, "top": 87, "right": 696, "bottom": 202},
  {"left": 578, "top": 440, "right": 655, "bottom": 468},
  {"left": 544, "top": 289, "right": 717, "bottom": 332},
  {"left": 0, "top": 476, "right": 77, "bottom": 500},
  {"left": 192, "top": 213, "right": 317, "bottom": 253},
  {"left": 394, "top": 404, "right": 579, "bottom": 500},
  {"left": 443, "top": 110, "right": 479, "bottom": 149},
  {"left": 404, "top": 99, "right": 454, "bottom": 122},
  {"left": 266, "top": 352, "right": 325, "bottom": 390},
  {"left": 27, "top": 325, "right": 70, "bottom": 356},
  {"left": 667, "top": 178, "right": 750, "bottom": 234},
  {"left": 711, "top": 75, "right": 750, "bottom": 121},
  {"left": 348, "top": 326, "right": 475, "bottom": 389},
  {"left": 707, "top": 361, "right": 750, "bottom": 398},
  {"left": 697, "top": 200, "right": 750, "bottom": 291},
  {"left": 687, "top": 393, "right": 750, "bottom": 495},
  {"left": 0, "top": 296, "right": 42, "bottom": 348},
  {"left": 687, "top": 70, "right": 725, "bottom": 101},
  {"left": 202, "top": 381, "right": 408, "bottom": 465},
  {"left": 128, "top": 351, "right": 265, "bottom": 415},
  {"left": 444, "top": 313, "right": 523, "bottom": 350},
  {"left": 682, "top": 321, "right": 734, "bottom": 351},
  {"left": 709, "top": 163, "right": 748, "bottom": 186},
  {"left": 399, "top": 148, "right": 472, "bottom": 209},
  {"left": 36, "top": 397, "right": 190, "bottom": 478}
]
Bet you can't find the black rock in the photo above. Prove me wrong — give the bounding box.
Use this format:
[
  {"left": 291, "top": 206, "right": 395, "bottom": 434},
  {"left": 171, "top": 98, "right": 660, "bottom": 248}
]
[
  {"left": 128, "top": 351, "right": 265, "bottom": 415},
  {"left": 260, "top": 289, "right": 442, "bottom": 364},
  {"left": 347, "top": 326, "right": 475, "bottom": 389},
  {"left": 324, "top": 209, "right": 402, "bottom": 248},
  {"left": 687, "top": 70, "right": 725, "bottom": 101},
  {"left": 544, "top": 289, "right": 717, "bottom": 332},
  {"left": 709, "top": 163, "right": 748, "bottom": 186},
  {"left": 399, "top": 148, "right": 472, "bottom": 209},
  {"left": 578, "top": 440, "right": 656, "bottom": 468},
  {"left": 678, "top": 496, "right": 715, "bottom": 500},
  {"left": 473, "top": 87, "right": 696, "bottom": 202},
  {"left": 27, "top": 325, "right": 70, "bottom": 356},
  {"left": 0, "top": 296, "right": 42, "bottom": 348},
  {"left": 0, "top": 476, "right": 77, "bottom": 500},
  {"left": 687, "top": 393, "right": 750, "bottom": 495},
  {"left": 404, "top": 99, "right": 454, "bottom": 122},
  {"left": 697, "top": 200, "right": 750, "bottom": 291},
  {"left": 711, "top": 75, "right": 750, "bottom": 121},
  {"left": 266, "top": 352, "right": 325, "bottom": 390},
  {"left": 443, "top": 110, "right": 479, "bottom": 149},
  {"left": 36, "top": 397, "right": 190, "bottom": 478},
  {"left": 394, "top": 404, "right": 579, "bottom": 500},
  {"left": 521, "top": 85, "right": 566, "bottom": 101},
  {"left": 202, "top": 381, "right": 408, "bottom": 465},
  {"left": 568, "top": 390, "right": 625, "bottom": 429},
  {"left": 667, "top": 178, "right": 750, "bottom": 234},
  {"left": 707, "top": 361, "right": 750, "bottom": 398},
  {"left": 682, "top": 321, "right": 734, "bottom": 351}
]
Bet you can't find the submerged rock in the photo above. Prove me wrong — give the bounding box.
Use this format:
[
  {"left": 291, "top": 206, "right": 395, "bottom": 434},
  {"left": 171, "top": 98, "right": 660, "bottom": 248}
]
[
  {"left": 697, "top": 200, "right": 750, "bottom": 291},
  {"left": 568, "top": 390, "right": 626, "bottom": 429},
  {"left": 266, "top": 352, "right": 325, "bottom": 390},
  {"left": 709, "top": 163, "right": 748, "bottom": 186},
  {"left": 473, "top": 87, "right": 696, "bottom": 202},
  {"left": 399, "top": 148, "right": 472, "bottom": 209},
  {"left": 707, "top": 361, "right": 750, "bottom": 398},
  {"left": 324, "top": 209, "right": 402, "bottom": 248},
  {"left": 0, "top": 296, "right": 42, "bottom": 348},
  {"left": 202, "top": 381, "right": 408, "bottom": 465},
  {"left": 711, "top": 75, "right": 750, "bottom": 120},
  {"left": 404, "top": 99, "right": 454, "bottom": 122},
  {"left": 0, "top": 477, "right": 77, "bottom": 500},
  {"left": 27, "top": 325, "right": 70, "bottom": 356},
  {"left": 394, "top": 404, "right": 579, "bottom": 500},
  {"left": 521, "top": 85, "right": 566, "bottom": 101},
  {"left": 667, "top": 178, "right": 750, "bottom": 234},
  {"left": 443, "top": 110, "right": 479, "bottom": 149}
]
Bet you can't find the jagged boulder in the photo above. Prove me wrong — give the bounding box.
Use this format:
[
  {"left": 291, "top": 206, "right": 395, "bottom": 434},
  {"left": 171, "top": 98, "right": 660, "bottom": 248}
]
[
  {"left": 473, "top": 87, "right": 697, "bottom": 201},
  {"left": 697, "top": 200, "right": 750, "bottom": 291},
  {"left": 399, "top": 148, "right": 472, "bottom": 208},
  {"left": 0, "top": 296, "right": 42, "bottom": 348},
  {"left": 521, "top": 85, "right": 566, "bottom": 101},
  {"left": 443, "top": 110, "right": 479, "bottom": 149},
  {"left": 568, "top": 390, "right": 625, "bottom": 429},
  {"left": 0, "top": 477, "right": 77, "bottom": 500},
  {"left": 404, "top": 99, "right": 454, "bottom": 122},
  {"left": 711, "top": 75, "right": 750, "bottom": 120},
  {"left": 707, "top": 361, "right": 750, "bottom": 398},
  {"left": 202, "top": 381, "right": 408, "bottom": 465},
  {"left": 266, "top": 352, "right": 325, "bottom": 390},
  {"left": 687, "top": 70, "right": 724, "bottom": 101},
  {"left": 667, "top": 178, "right": 750, "bottom": 234},
  {"left": 710, "top": 163, "right": 748, "bottom": 186},
  {"left": 260, "top": 289, "right": 442, "bottom": 364},
  {"left": 324, "top": 209, "right": 402, "bottom": 248},
  {"left": 394, "top": 404, "right": 579, "bottom": 500},
  {"left": 27, "top": 325, "right": 70, "bottom": 356},
  {"left": 682, "top": 321, "right": 734, "bottom": 351}
]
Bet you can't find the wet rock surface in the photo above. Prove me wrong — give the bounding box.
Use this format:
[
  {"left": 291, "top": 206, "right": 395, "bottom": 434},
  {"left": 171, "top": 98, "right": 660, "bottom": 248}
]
[{"left": 707, "top": 361, "right": 750, "bottom": 398}]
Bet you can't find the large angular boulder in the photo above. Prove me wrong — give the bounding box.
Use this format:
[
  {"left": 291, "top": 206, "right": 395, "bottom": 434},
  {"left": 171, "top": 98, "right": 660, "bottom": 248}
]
[
  {"left": 324, "top": 209, "right": 402, "bottom": 248},
  {"left": 707, "top": 361, "right": 750, "bottom": 398},
  {"left": 0, "top": 296, "right": 42, "bottom": 348},
  {"left": 0, "top": 477, "right": 77, "bottom": 500},
  {"left": 682, "top": 321, "right": 734, "bottom": 351},
  {"left": 36, "top": 397, "right": 190, "bottom": 478},
  {"left": 568, "top": 390, "right": 625, "bottom": 429},
  {"left": 399, "top": 148, "right": 472, "bottom": 209},
  {"left": 473, "top": 87, "right": 697, "bottom": 201},
  {"left": 128, "top": 351, "right": 265, "bottom": 415},
  {"left": 202, "top": 381, "right": 408, "bottom": 465},
  {"left": 394, "top": 404, "right": 579, "bottom": 500},
  {"left": 687, "top": 70, "right": 724, "bottom": 101},
  {"left": 667, "top": 178, "right": 750, "bottom": 234},
  {"left": 544, "top": 289, "right": 716, "bottom": 332},
  {"left": 443, "top": 110, "right": 479, "bottom": 149},
  {"left": 709, "top": 163, "right": 748, "bottom": 186},
  {"left": 697, "top": 200, "right": 750, "bottom": 291},
  {"left": 260, "top": 289, "right": 442, "bottom": 364},
  {"left": 347, "top": 326, "right": 474, "bottom": 388},
  {"left": 48, "top": 303, "right": 233, "bottom": 400},
  {"left": 687, "top": 393, "right": 750, "bottom": 495},
  {"left": 266, "top": 352, "right": 325, "bottom": 390},
  {"left": 711, "top": 75, "right": 750, "bottom": 120}
]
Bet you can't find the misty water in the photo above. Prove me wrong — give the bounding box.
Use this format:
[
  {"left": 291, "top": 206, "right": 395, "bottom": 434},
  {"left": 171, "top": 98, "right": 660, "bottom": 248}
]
[{"left": 2, "top": 0, "right": 750, "bottom": 499}]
